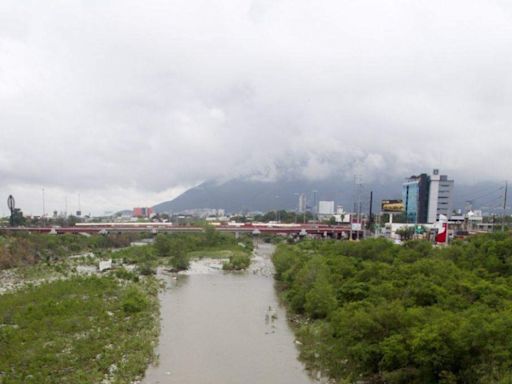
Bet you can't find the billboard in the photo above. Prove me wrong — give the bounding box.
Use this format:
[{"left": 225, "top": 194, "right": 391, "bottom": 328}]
[
  {"left": 381, "top": 199, "right": 404, "bottom": 213},
  {"left": 351, "top": 223, "right": 362, "bottom": 231},
  {"left": 318, "top": 201, "right": 335, "bottom": 215}
]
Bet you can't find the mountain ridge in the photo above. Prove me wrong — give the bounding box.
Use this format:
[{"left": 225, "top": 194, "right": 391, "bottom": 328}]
[{"left": 153, "top": 177, "right": 504, "bottom": 215}]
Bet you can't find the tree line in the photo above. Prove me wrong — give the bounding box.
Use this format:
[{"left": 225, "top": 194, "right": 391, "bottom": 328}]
[{"left": 273, "top": 233, "right": 512, "bottom": 383}]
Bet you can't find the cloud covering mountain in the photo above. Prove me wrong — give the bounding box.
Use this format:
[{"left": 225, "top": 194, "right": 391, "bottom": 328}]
[{"left": 1, "top": 0, "right": 511, "bottom": 215}]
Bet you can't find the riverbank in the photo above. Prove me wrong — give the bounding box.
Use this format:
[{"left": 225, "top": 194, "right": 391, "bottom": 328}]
[
  {"left": 0, "top": 275, "right": 159, "bottom": 384},
  {"left": 0, "top": 234, "right": 161, "bottom": 384}
]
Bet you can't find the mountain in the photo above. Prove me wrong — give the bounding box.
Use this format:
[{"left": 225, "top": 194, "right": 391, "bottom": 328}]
[
  {"left": 153, "top": 177, "right": 506, "bottom": 215},
  {"left": 153, "top": 178, "right": 375, "bottom": 213}
]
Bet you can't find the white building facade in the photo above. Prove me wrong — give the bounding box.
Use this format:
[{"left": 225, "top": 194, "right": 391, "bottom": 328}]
[
  {"left": 298, "top": 193, "right": 307, "bottom": 213},
  {"left": 427, "top": 169, "right": 454, "bottom": 223}
]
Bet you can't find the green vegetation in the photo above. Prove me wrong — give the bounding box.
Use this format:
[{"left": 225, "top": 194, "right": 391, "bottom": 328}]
[
  {"left": 222, "top": 253, "right": 251, "bottom": 270},
  {"left": 0, "top": 275, "right": 159, "bottom": 384},
  {"left": 273, "top": 234, "right": 512, "bottom": 383},
  {"left": 148, "top": 229, "right": 252, "bottom": 270},
  {"left": 0, "top": 233, "right": 143, "bottom": 270},
  {"left": 395, "top": 226, "right": 416, "bottom": 241},
  {"left": 0, "top": 229, "right": 253, "bottom": 273},
  {"left": 260, "top": 234, "right": 285, "bottom": 245},
  {"left": 0, "top": 228, "right": 255, "bottom": 382}
]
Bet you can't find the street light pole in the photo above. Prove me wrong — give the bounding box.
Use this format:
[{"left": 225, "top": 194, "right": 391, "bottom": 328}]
[
  {"left": 293, "top": 192, "right": 299, "bottom": 224},
  {"left": 275, "top": 195, "right": 280, "bottom": 223},
  {"left": 42, "top": 187, "right": 46, "bottom": 226},
  {"left": 502, "top": 181, "right": 508, "bottom": 231}
]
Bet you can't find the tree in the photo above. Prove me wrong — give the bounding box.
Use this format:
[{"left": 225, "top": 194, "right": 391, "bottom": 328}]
[
  {"left": 396, "top": 226, "right": 415, "bottom": 241},
  {"left": 304, "top": 276, "right": 337, "bottom": 318},
  {"left": 154, "top": 234, "right": 171, "bottom": 257},
  {"left": 171, "top": 252, "right": 189, "bottom": 270},
  {"left": 203, "top": 225, "right": 220, "bottom": 247},
  {"left": 11, "top": 209, "right": 26, "bottom": 226}
]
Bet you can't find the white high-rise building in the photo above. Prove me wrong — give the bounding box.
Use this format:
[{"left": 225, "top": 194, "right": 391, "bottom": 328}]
[
  {"left": 312, "top": 190, "right": 318, "bottom": 214},
  {"left": 427, "top": 169, "right": 454, "bottom": 223},
  {"left": 298, "top": 193, "right": 307, "bottom": 213}
]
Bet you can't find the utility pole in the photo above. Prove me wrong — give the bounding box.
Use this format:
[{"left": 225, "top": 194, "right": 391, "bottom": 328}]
[
  {"left": 275, "top": 195, "right": 280, "bottom": 223},
  {"left": 42, "top": 188, "right": 46, "bottom": 226},
  {"left": 368, "top": 190, "right": 373, "bottom": 234},
  {"left": 355, "top": 176, "right": 363, "bottom": 240},
  {"left": 502, "top": 181, "right": 508, "bottom": 231}
]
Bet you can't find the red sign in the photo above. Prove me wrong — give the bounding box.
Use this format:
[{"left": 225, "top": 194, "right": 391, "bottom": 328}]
[{"left": 436, "top": 223, "right": 448, "bottom": 243}]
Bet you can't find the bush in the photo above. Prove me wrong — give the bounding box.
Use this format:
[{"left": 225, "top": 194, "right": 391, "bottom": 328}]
[
  {"left": 114, "top": 268, "right": 140, "bottom": 282},
  {"left": 170, "top": 252, "right": 189, "bottom": 271},
  {"left": 136, "top": 264, "right": 156, "bottom": 276},
  {"left": 273, "top": 235, "right": 512, "bottom": 383},
  {"left": 122, "top": 287, "right": 149, "bottom": 314},
  {"left": 223, "top": 254, "right": 251, "bottom": 271}
]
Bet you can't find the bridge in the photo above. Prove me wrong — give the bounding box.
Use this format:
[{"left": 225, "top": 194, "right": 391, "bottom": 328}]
[{"left": 1, "top": 223, "right": 363, "bottom": 239}]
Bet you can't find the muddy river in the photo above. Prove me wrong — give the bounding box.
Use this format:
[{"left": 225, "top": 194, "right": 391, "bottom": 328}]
[{"left": 142, "top": 242, "right": 317, "bottom": 384}]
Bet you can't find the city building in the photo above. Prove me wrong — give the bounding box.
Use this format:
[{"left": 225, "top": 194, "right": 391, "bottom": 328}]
[
  {"left": 318, "top": 200, "right": 335, "bottom": 220},
  {"left": 312, "top": 190, "right": 318, "bottom": 214},
  {"left": 402, "top": 173, "right": 430, "bottom": 223},
  {"left": 298, "top": 193, "right": 307, "bottom": 213},
  {"left": 427, "top": 169, "right": 455, "bottom": 222},
  {"left": 133, "top": 207, "right": 154, "bottom": 218},
  {"left": 401, "top": 169, "right": 455, "bottom": 224},
  {"left": 318, "top": 201, "right": 335, "bottom": 215}
]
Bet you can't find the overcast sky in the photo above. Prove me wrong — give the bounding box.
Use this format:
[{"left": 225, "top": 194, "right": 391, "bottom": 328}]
[{"left": 1, "top": 0, "right": 511, "bottom": 215}]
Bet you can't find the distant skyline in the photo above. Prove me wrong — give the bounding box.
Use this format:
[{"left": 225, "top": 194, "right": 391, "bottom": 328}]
[{"left": 1, "top": 1, "right": 511, "bottom": 215}]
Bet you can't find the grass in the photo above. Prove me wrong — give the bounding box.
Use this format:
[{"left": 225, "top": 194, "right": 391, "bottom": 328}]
[
  {"left": 0, "top": 275, "right": 159, "bottom": 384},
  {"left": 10, "top": 263, "right": 63, "bottom": 280}
]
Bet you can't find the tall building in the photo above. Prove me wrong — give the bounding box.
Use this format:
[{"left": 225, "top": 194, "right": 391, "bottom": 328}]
[
  {"left": 427, "top": 169, "right": 454, "bottom": 223},
  {"left": 298, "top": 193, "right": 307, "bottom": 213},
  {"left": 312, "top": 190, "right": 318, "bottom": 214},
  {"left": 402, "top": 173, "right": 430, "bottom": 223}
]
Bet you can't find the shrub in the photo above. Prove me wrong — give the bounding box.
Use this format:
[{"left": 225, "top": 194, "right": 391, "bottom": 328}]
[
  {"left": 136, "top": 264, "right": 156, "bottom": 276},
  {"left": 223, "top": 254, "right": 250, "bottom": 270},
  {"left": 114, "top": 268, "right": 140, "bottom": 282},
  {"left": 122, "top": 287, "right": 149, "bottom": 314}
]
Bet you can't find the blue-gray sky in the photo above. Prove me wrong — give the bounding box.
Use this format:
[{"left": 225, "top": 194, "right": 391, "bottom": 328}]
[{"left": 1, "top": 0, "right": 511, "bottom": 215}]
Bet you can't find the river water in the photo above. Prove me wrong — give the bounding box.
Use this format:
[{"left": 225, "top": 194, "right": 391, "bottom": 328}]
[{"left": 142, "top": 242, "right": 317, "bottom": 384}]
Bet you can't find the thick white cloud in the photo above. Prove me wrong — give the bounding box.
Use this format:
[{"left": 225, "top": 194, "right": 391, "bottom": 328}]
[{"left": 1, "top": 0, "right": 511, "bottom": 214}]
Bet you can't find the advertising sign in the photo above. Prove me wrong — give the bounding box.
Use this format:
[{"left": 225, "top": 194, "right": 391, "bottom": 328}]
[
  {"left": 381, "top": 199, "right": 404, "bottom": 213},
  {"left": 435, "top": 214, "right": 449, "bottom": 244},
  {"left": 435, "top": 223, "right": 448, "bottom": 243},
  {"left": 351, "top": 223, "right": 362, "bottom": 231}
]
